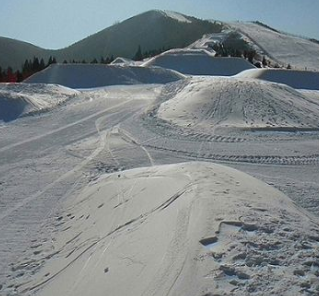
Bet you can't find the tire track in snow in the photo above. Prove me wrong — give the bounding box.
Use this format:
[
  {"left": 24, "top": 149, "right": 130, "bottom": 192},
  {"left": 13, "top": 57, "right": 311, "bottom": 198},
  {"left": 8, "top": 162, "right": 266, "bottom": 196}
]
[{"left": 117, "top": 127, "right": 155, "bottom": 166}]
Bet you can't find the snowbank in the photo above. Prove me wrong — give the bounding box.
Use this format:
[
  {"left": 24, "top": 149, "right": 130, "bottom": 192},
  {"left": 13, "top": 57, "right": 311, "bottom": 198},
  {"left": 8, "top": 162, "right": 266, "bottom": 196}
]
[
  {"left": 16, "top": 162, "right": 319, "bottom": 296},
  {"left": 0, "top": 83, "right": 78, "bottom": 122},
  {"left": 142, "top": 49, "right": 255, "bottom": 76},
  {"left": 236, "top": 68, "right": 319, "bottom": 90},
  {"left": 158, "top": 77, "right": 319, "bottom": 132},
  {"left": 25, "top": 64, "right": 185, "bottom": 89},
  {"left": 110, "top": 57, "right": 136, "bottom": 66},
  {"left": 187, "top": 32, "right": 228, "bottom": 52}
]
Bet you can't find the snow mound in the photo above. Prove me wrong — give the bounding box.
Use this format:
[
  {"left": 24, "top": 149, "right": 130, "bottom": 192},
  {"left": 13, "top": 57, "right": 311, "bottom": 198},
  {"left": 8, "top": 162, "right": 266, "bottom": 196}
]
[
  {"left": 142, "top": 49, "right": 255, "bottom": 76},
  {"left": 18, "top": 162, "right": 319, "bottom": 296},
  {"left": 110, "top": 57, "right": 135, "bottom": 66},
  {"left": 25, "top": 64, "right": 185, "bottom": 89},
  {"left": 236, "top": 68, "right": 319, "bottom": 90},
  {"left": 188, "top": 32, "right": 229, "bottom": 52},
  {"left": 158, "top": 77, "right": 319, "bottom": 132},
  {"left": 0, "top": 83, "right": 78, "bottom": 122}
]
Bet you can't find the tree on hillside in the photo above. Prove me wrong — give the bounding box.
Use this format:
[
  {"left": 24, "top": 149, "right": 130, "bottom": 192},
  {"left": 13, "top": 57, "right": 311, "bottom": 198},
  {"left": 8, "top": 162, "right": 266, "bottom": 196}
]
[
  {"left": 6, "top": 67, "right": 16, "bottom": 82},
  {"left": 16, "top": 70, "right": 23, "bottom": 82},
  {"left": 40, "top": 58, "right": 46, "bottom": 70},
  {"left": 247, "top": 50, "right": 256, "bottom": 64},
  {"left": 0, "top": 67, "right": 4, "bottom": 82},
  {"left": 133, "top": 45, "right": 143, "bottom": 61},
  {"left": 48, "top": 56, "right": 57, "bottom": 66},
  {"left": 32, "top": 57, "right": 40, "bottom": 72}
]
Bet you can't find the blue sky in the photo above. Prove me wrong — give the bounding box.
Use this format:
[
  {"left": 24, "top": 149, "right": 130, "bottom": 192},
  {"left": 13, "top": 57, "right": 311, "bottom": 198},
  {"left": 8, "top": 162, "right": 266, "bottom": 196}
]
[{"left": 1, "top": 0, "right": 319, "bottom": 49}]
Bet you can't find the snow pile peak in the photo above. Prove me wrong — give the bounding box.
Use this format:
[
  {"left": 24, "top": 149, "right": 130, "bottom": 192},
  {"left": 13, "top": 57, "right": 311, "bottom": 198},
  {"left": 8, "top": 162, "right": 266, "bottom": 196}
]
[
  {"left": 158, "top": 76, "right": 319, "bottom": 132},
  {"left": 17, "top": 162, "right": 319, "bottom": 296}
]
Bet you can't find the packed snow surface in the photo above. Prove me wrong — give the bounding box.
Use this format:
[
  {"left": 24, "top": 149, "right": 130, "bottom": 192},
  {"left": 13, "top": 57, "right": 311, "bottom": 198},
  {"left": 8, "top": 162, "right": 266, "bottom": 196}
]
[
  {"left": 14, "top": 162, "right": 319, "bottom": 296},
  {"left": 158, "top": 77, "right": 319, "bottom": 132},
  {"left": 25, "top": 64, "right": 185, "bottom": 88},
  {"left": 236, "top": 68, "right": 319, "bottom": 90},
  {"left": 0, "top": 83, "right": 78, "bottom": 122},
  {"left": 229, "top": 22, "right": 319, "bottom": 71},
  {"left": 1, "top": 82, "right": 319, "bottom": 296},
  {"left": 142, "top": 49, "right": 255, "bottom": 76}
]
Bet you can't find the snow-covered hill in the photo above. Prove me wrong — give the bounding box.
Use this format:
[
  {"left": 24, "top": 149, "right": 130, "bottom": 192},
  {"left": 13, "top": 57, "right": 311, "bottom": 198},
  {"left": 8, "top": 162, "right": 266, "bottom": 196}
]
[
  {"left": 25, "top": 64, "right": 185, "bottom": 88},
  {"left": 229, "top": 22, "right": 319, "bottom": 71}
]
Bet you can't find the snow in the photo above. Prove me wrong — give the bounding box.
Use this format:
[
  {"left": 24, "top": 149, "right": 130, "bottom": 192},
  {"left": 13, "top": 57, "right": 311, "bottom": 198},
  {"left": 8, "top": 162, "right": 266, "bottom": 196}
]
[
  {"left": 142, "top": 49, "right": 255, "bottom": 76},
  {"left": 159, "top": 10, "right": 192, "bottom": 23},
  {"left": 25, "top": 64, "right": 185, "bottom": 88},
  {"left": 110, "top": 57, "right": 136, "bottom": 66},
  {"left": 1, "top": 21, "right": 319, "bottom": 296},
  {"left": 158, "top": 76, "right": 319, "bottom": 133},
  {"left": 236, "top": 68, "right": 319, "bottom": 90},
  {"left": 229, "top": 22, "right": 319, "bottom": 71},
  {"left": 187, "top": 31, "right": 233, "bottom": 51},
  {"left": 9, "top": 162, "right": 319, "bottom": 296},
  {"left": 0, "top": 83, "right": 78, "bottom": 122},
  {"left": 1, "top": 81, "right": 319, "bottom": 296}
]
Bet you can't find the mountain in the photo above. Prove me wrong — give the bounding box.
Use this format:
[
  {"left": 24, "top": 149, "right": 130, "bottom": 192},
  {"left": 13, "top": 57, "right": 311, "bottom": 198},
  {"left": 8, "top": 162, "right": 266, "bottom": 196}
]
[
  {"left": 0, "top": 10, "right": 223, "bottom": 71},
  {"left": 0, "top": 37, "right": 51, "bottom": 71}
]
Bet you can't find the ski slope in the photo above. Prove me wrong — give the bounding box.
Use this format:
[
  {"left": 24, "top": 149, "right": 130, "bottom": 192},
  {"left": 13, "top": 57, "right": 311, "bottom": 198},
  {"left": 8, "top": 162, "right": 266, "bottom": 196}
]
[
  {"left": 1, "top": 81, "right": 319, "bottom": 296},
  {"left": 229, "top": 22, "right": 319, "bottom": 71}
]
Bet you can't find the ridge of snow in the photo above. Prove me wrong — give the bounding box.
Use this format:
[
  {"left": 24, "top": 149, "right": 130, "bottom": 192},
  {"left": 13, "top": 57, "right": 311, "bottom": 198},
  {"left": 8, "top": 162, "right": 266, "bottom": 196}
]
[
  {"left": 158, "top": 10, "right": 192, "bottom": 23},
  {"left": 142, "top": 49, "right": 254, "bottom": 76},
  {"left": 236, "top": 68, "right": 319, "bottom": 90},
  {"left": 0, "top": 83, "right": 78, "bottom": 122},
  {"left": 25, "top": 64, "right": 185, "bottom": 88}
]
